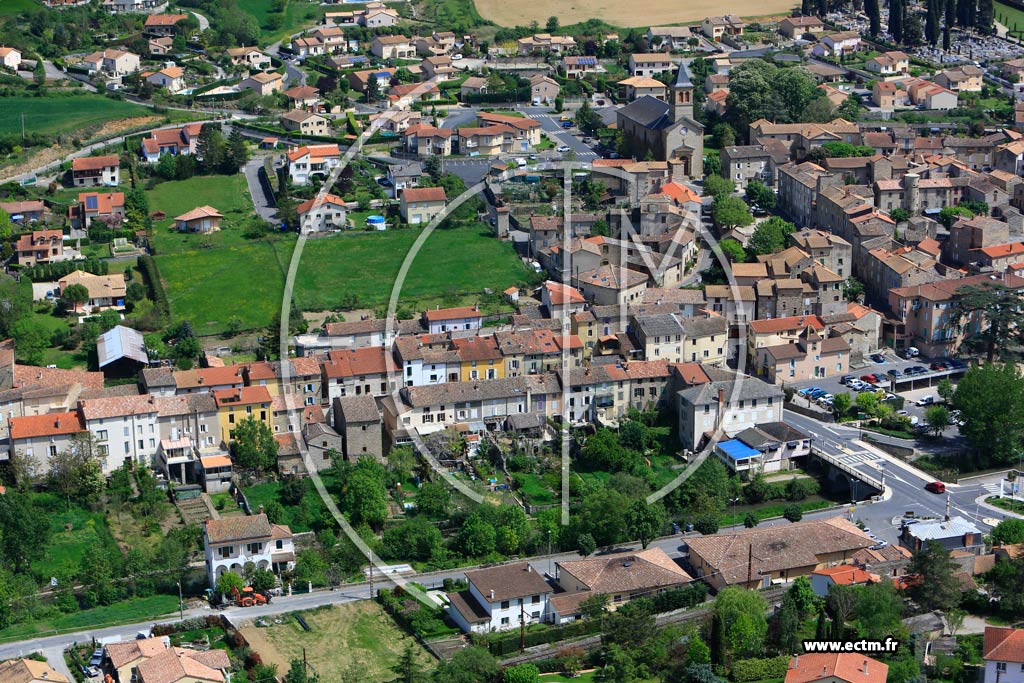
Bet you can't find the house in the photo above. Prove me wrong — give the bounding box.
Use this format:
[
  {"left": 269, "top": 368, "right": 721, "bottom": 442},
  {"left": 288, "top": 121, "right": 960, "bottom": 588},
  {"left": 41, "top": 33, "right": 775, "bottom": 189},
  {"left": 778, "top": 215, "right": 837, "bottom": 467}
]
[
  {"left": 983, "top": 627, "right": 1024, "bottom": 683},
  {"left": 647, "top": 26, "right": 693, "bottom": 50},
  {"left": 0, "top": 200, "right": 47, "bottom": 224},
  {"left": 9, "top": 411, "right": 87, "bottom": 474},
  {"left": 174, "top": 205, "right": 223, "bottom": 233},
  {"left": 530, "top": 74, "right": 560, "bottom": 103},
  {"left": 139, "top": 123, "right": 203, "bottom": 162},
  {"left": 687, "top": 516, "right": 876, "bottom": 589},
  {"left": 203, "top": 513, "right": 294, "bottom": 588},
  {"left": 811, "top": 31, "right": 861, "bottom": 57},
  {"left": 865, "top": 51, "right": 910, "bottom": 78},
  {"left": 144, "top": 66, "right": 185, "bottom": 93},
  {"left": 403, "top": 124, "right": 455, "bottom": 156},
  {"left": 239, "top": 70, "right": 283, "bottom": 96},
  {"left": 82, "top": 48, "right": 140, "bottom": 76},
  {"left": 213, "top": 386, "right": 273, "bottom": 443},
  {"left": 297, "top": 193, "right": 347, "bottom": 233},
  {"left": 632, "top": 312, "right": 728, "bottom": 365},
  {"left": 58, "top": 270, "right": 127, "bottom": 312},
  {"left": 334, "top": 394, "right": 382, "bottom": 460},
  {"left": 292, "top": 36, "right": 325, "bottom": 58},
  {"left": 784, "top": 653, "right": 888, "bottom": 683},
  {"left": 400, "top": 186, "right": 447, "bottom": 225},
  {"left": 516, "top": 33, "right": 576, "bottom": 55},
  {"left": 284, "top": 85, "right": 320, "bottom": 109},
  {"left": 78, "top": 393, "right": 160, "bottom": 473},
  {"left": 618, "top": 76, "right": 667, "bottom": 102},
  {"left": 71, "top": 192, "right": 125, "bottom": 228},
  {"left": 572, "top": 265, "right": 648, "bottom": 306},
  {"left": 96, "top": 325, "right": 148, "bottom": 377},
  {"left": 935, "top": 64, "right": 983, "bottom": 92},
  {"left": 722, "top": 145, "right": 775, "bottom": 188},
  {"left": 676, "top": 373, "right": 784, "bottom": 451},
  {"left": 387, "top": 81, "right": 442, "bottom": 107},
  {"left": 900, "top": 515, "right": 985, "bottom": 554},
  {"left": 0, "top": 658, "right": 70, "bottom": 683},
  {"left": 616, "top": 63, "right": 703, "bottom": 177},
  {"left": 478, "top": 111, "right": 542, "bottom": 148},
  {"left": 705, "top": 89, "right": 729, "bottom": 116},
  {"left": 778, "top": 16, "right": 824, "bottom": 38},
  {"left": 280, "top": 109, "right": 330, "bottom": 136},
  {"left": 105, "top": 636, "right": 230, "bottom": 683},
  {"left": 226, "top": 46, "right": 271, "bottom": 69},
  {"left": 371, "top": 35, "right": 415, "bottom": 60},
  {"left": 541, "top": 281, "right": 586, "bottom": 318},
  {"left": 422, "top": 305, "right": 482, "bottom": 334},
  {"left": 810, "top": 564, "right": 880, "bottom": 596},
  {"left": 71, "top": 154, "right": 120, "bottom": 187},
  {"left": 552, "top": 547, "right": 692, "bottom": 619},
  {"left": 348, "top": 67, "right": 394, "bottom": 94},
  {"left": 421, "top": 55, "right": 456, "bottom": 81},
  {"left": 628, "top": 53, "right": 676, "bottom": 78},
  {"left": 143, "top": 13, "right": 189, "bottom": 36},
  {"left": 0, "top": 46, "right": 22, "bottom": 70},
  {"left": 460, "top": 76, "right": 489, "bottom": 97},
  {"left": 872, "top": 80, "right": 900, "bottom": 111},
  {"left": 701, "top": 14, "right": 745, "bottom": 40},
  {"left": 312, "top": 25, "right": 346, "bottom": 53},
  {"left": 714, "top": 421, "right": 811, "bottom": 475},
  {"left": 446, "top": 562, "right": 552, "bottom": 633},
  {"left": 15, "top": 229, "right": 64, "bottom": 266},
  {"left": 563, "top": 55, "right": 599, "bottom": 79},
  {"left": 362, "top": 5, "right": 400, "bottom": 27},
  {"left": 286, "top": 144, "right": 341, "bottom": 185},
  {"left": 754, "top": 328, "right": 850, "bottom": 383},
  {"left": 386, "top": 161, "right": 423, "bottom": 198},
  {"left": 907, "top": 80, "right": 958, "bottom": 110}
]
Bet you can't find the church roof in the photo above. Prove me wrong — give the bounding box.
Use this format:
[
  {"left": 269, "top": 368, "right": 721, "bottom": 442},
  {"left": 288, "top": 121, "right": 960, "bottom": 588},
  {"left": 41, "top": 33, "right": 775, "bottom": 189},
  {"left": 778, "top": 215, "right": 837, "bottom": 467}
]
[
  {"left": 619, "top": 95, "right": 674, "bottom": 129},
  {"left": 672, "top": 61, "right": 693, "bottom": 89}
]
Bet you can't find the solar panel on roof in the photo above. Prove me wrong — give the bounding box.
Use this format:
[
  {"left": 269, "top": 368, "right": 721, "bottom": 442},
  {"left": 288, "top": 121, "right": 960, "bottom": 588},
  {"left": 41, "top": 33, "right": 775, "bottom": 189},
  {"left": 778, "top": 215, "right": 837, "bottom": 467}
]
[{"left": 85, "top": 195, "right": 98, "bottom": 210}]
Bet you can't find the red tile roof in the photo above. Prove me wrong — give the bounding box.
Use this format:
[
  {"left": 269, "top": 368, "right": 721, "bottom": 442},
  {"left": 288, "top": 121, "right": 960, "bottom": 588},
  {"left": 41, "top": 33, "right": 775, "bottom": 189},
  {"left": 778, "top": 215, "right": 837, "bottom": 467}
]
[
  {"left": 402, "top": 186, "right": 447, "bottom": 203},
  {"left": 9, "top": 411, "right": 85, "bottom": 440},
  {"left": 145, "top": 13, "right": 187, "bottom": 25},
  {"left": 324, "top": 346, "right": 389, "bottom": 377},
  {"left": 213, "top": 386, "right": 272, "bottom": 407},
  {"left": 72, "top": 154, "right": 119, "bottom": 172},
  {"left": 423, "top": 305, "right": 480, "bottom": 322},
  {"left": 812, "top": 565, "right": 878, "bottom": 585},
  {"left": 748, "top": 315, "right": 825, "bottom": 334},
  {"left": 985, "top": 626, "right": 1024, "bottom": 663},
  {"left": 785, "top": 654, "right": 888, "bottom": 683}
]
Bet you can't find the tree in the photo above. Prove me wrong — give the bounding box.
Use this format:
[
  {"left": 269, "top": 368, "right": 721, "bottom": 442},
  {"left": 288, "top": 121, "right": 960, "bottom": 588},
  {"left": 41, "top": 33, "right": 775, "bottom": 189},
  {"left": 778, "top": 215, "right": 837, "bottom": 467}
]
[
  {"left": 926, "top": 0, "right": 940, "bottom": 44},
  {"left": 743, "top": 513, "right": 758, "bottom": 528},
  {"left": 604, "top": 598, "right": 656, "bottom": 649},
  {"left": 713, "top": 587, "right": 768, "bottom": 659},
  {"left": 365, "top": 75, "right": 380, "bottom": 103},
  {"left": 783, "top": 504, "right": 803, "bottom": 522},
  {"left": 230, "top": 416, "right": 278, "bottom": 474},
  {"left": 906, "top": 539, "right": 961, "bottom": 613},
  {"left": 580, "top": 592, "right": 611, "bottom": 620},
  {"left": 546, "top": 15, "right": 559, "bottom": 32},
  {"left": 575, "top": 100, "right": 601, "bottom": 134},
  {"left": 952, "top": 283, "right": 1024, "bottom": 362},
  {"left": 777, "top": 593, "right": 801, "bottom": 655},
  {"left": 843, "top": 277, "right": 865, "bottom": 303},
  {"left": 216, "top": 570, "right": 244, "bottom": 599},
  {"left": 431, "top": 646, "right": 497, "bottom": 683},
  {"left": 866, "top": 0, "right": 882, "bottom": 34},
  {"left": 504, "top": 662, "right": 540, "bottom": 683},
  {"left": 924, "top": 404, "right": 950, "bottom": 436},
  {"left": 392, "top": 644, "right": 423, "bottom": 683},
  {"left": 978, "top": 0, "right": 995, "bottom": 32},
  {"left": 703, "top": 174, "right": 735, "bottom": 198},
  {"left": 625, "top": 499, "right": 667, "bottom": 548},
  {"left": 0, "top": 493, "right": 50, "bottom": 571},
  {"left": 744, "top": 181, "right": 776, "bottom": 211},
  {"left": 687, "top": 635, "right": 712, "bottom": 665},
  {"left": 48, "top": 434, "right": 103, "bottom": 508},
  {"left": 891, "top": 0, "right": 905, "bottom": 42},
  {"left": 952, "top": 363, "right": 1024, "bottom": 466},
  {"left": 718, "top": 238, "right": 747, "bottom": 263},
  {"left": 832, "top": 392, "right": 853, "bottom": 418},
  {"left": 889, "top": 207, "right": 910, "bottom": 223},
  {"left": 284, "top": 659, "right": 320, "bottom": 683},
  {"left": 456, "top": 514, "right": 496, "bottom": 557},
  {"left": 712, "top": 123, "right": 736, "bottom": 148},
  {"left": 938, "top": 204, "right": 974, "bottom": 228},
  {"left": 854, "top": 581, "right": 903, "bottom": 639},
  {"left": 692, "top": 514, "right": 719, "bottom": 535},
  {"left": 576, "top": 532, "right": 597, "bottom": 557},
  {"left": 855, "top": 390, "right": 880, "bottom": 416},
  {"left": 342, "top": 466, "right": 389, "bottom": 530},
  {"left": 725, "top": 60, "right": 818, "bottom": 133},
  {"left": 746, "top": 216, "right": 795, "bottom": 255},
  {"left": 836, "top": 93, "right": 863, "bottom": 122},
  {"left": 992, "top": 519, "right": 1024, "bottom": 545},
  {"left": 61, "top": 283, "right": 90, "bottom": 312},
  {"left": 713, "top": 195, "right": 754, "bottom": 231},
  {"left": 415, "top": 481, "right": 450, "bottom": 518},
  {"left": 12, "top": 319, "right": 50, "bottom": 366}
]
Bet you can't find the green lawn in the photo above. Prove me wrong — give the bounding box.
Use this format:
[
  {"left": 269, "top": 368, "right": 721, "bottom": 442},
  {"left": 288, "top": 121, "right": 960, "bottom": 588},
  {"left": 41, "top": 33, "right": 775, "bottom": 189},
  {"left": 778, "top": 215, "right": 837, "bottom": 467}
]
[
  {"left": 0, "top": 96, "right": 151, "bottom": 138},
  {"left": 0, "top": 0, "right": 36, "bottom": 15},
  {"left": 243, "top": 476, "right": 339, "bottom": 533},
  {"left": 147, "top": 175, "right": 254, "bottom": 236},
  {"left": 30, "top": 494, "right": 114, "bottom": 580},
  {"left": 513, "top": 472, "right": 557, "bottom": 506},
  {"left": 998, "top": 1, "right": 1024, "bottom": 33},
  {"left": 0, "top": 595, "right": 179, "bottom": 643}
]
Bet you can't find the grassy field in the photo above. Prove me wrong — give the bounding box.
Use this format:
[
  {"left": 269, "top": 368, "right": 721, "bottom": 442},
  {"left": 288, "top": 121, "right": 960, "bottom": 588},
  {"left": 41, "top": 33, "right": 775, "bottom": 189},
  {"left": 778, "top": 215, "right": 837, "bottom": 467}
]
[
  {"left": 0, "top": 0, "right": 36, "bottom": 15},
  {"left": 30, "top": 494, "right": 114, "bottom": 580},
  {"left": 148, "top": 175, "right": 254, "bottom": 233},
  {"left": 0, "top": 96, "right": 153, "bottom": 138},
  {"left": 242, "top": 476, "right": 338, "bottom": 533},
  {"left": 997, "top": 2, "right": 1024, "bottom": 33},
  {"left": 0, "top": 595, "right": 179, "bottom": 643},
  {"left": 471, "top": 0, "right": 793, "bottom": 28},
  {"left": 240, "top": 603, "right": 435, "bottom": 680}
]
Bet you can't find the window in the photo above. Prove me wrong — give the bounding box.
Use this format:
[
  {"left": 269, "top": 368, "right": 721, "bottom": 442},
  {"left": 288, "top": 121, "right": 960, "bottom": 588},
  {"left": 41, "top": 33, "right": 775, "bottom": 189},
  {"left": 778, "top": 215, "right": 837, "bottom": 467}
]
[
  {"left": 276, "top": 539, "right": 283, "bottom": 550},
  {"left": 500, "top": 617, "right": 510, "bottom": 625},
  {"left": 218, "top": 546, "right": 233, "bottom": 558},
  {"left": 247, "top": 542, "right": 261, "bottom": 554},
  {"left": 997, "top": 663, "right": 1007, "bottom": 673},
  {"left": 531, "top": 595, "right": 540, "bottom": 604},
  {"left": 500, "top": 600, "right": 510, "bottom": 609},
  {"left": 229, "top": 414, "right": 235, "bottom": 424},
  {"left": 97, "top": 430, "right": 108, "bottom": 441}
]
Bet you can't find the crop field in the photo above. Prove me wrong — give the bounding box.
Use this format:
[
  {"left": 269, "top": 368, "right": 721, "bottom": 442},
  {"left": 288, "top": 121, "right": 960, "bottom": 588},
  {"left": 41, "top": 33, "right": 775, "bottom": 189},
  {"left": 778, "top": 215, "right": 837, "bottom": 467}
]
[
  {"left": 471, "top": 0, "right": 795, "bottom": 28},
  {"left": 0, "top": 95, "right": 152, "bottom": 138}
]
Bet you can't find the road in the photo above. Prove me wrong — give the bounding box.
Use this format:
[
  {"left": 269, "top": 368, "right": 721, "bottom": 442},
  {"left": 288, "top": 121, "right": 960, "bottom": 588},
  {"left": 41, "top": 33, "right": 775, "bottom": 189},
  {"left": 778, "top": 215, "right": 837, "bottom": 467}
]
[
  {"left": 243, "top": 156, "right": 279, "bottom": 223},
  {"left": 190, "top": 10, "right": 209, "bottom": 31}
]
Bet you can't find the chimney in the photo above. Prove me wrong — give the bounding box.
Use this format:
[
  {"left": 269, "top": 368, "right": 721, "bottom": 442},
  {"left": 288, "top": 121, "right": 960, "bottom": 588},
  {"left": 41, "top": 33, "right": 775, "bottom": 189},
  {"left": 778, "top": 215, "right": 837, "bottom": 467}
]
[
  {"left": 259, "top": 504, "right": 265, "bottom": 515},
  {"left": 823, "top": 667, "right": 828, "bottom": 677},
  {"left": 490, "top": 589, "right": 495, "bottom": 599},
  {"left": 863, "top": 660, "right": 869, "bottom": 675},
  {"left": 792, "top": 656, "right": 799, "bottom": 669},
  {"left": 715, "top": 387, "right": 726, "bottom": 430}
]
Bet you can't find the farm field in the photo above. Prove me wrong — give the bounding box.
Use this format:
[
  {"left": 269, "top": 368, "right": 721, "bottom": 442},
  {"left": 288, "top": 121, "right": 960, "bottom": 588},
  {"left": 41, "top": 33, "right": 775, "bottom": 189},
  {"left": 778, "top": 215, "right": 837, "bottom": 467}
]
[
  {"left": 0, "top": 95, "right": 153, "bottom": 138},
  {"left": 470, "top": 0, "right": 793, "bottom": 29},
  {"left": 239, "top": 603, "right": 435, "bottom": 681}
]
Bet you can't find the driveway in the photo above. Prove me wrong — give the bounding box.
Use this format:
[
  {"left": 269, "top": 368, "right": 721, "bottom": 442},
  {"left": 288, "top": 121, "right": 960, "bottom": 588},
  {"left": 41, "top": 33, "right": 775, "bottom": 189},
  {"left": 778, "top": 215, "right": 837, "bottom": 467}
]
[{"left": 243, "top": 156, "right": 278, "bottom": 223}]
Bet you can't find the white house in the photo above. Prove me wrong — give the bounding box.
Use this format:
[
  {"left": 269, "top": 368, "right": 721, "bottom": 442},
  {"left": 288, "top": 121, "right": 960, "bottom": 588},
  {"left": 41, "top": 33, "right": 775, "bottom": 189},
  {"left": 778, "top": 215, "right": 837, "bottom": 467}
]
[
  {"left": 984, "top": 627, "right": 1024, "bottom": 683},
  {"left": 677, "top": 377, "right": 784, "bottom": 451},
  {"left": 0, "top": 46, "right": 22, "bottom": 70},
  {"left": 297, "top": 193, "right": 348, "bottom": 233},
  {"left": 446, "top": 562, "right": 552, "bottom": 633},
  {"left": 809, "top": 565, "right": 879, "bottom": 597},
  {"left": 78, "top": 394, "right": 160, "bottom": 473},
  {"left": 286, "top": 144, "right": 341, "bottom": 185},
  {"left": 204, "top": 513, "right": 295, "bottom": 588},
  {"left": 145, "top": 65, "right": 185, "bottom": 93},
  {"left": 422, "top": 305, "right": 482, "bottom": 334}
]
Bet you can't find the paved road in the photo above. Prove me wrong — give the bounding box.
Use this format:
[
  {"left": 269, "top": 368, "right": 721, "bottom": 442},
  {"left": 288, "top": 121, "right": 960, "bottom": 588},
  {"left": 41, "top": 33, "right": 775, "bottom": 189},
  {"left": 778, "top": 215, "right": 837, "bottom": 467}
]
[
  {"left": 530, "top": 114, "right": 599, "bottom": 159},
  {"left": 243, "top": 156, "right": 278, "bottom": 223},
  {"left": 190, "top": 10, "right": 209, "bottom": 31}
]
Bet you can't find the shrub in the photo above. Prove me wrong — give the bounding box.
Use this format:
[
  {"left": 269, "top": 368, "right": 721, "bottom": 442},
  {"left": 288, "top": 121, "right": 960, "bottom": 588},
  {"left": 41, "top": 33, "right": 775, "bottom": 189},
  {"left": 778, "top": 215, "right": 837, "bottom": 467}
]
[
  {"left": 783, "top": 505, "right": 803, "bottom": 522},
  {"left": 732, "top": 655, "right": 792, "bottom": 682}
]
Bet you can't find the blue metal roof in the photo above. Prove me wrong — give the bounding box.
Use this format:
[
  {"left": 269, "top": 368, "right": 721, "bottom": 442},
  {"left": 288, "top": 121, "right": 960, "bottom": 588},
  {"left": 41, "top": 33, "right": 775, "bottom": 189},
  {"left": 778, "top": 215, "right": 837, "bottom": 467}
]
[{"left": 718, "top": 439, "right": 760, "bottom": 461}]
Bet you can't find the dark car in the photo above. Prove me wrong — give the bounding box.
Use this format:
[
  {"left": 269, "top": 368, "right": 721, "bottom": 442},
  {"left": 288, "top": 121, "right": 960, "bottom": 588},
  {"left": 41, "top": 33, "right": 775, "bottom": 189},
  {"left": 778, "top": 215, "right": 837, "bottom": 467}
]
[
  {"left": 925, "top": 481, "right": 946, "bottom": 494},
  {"left": 887, "top": 369, "right": 903, "bottom": 378},
  {"left": 841, "top": 375, "right": 856, "bottom": 385},
  {"left": 870, "top": 353, "right": 887, "bottom": 363}
]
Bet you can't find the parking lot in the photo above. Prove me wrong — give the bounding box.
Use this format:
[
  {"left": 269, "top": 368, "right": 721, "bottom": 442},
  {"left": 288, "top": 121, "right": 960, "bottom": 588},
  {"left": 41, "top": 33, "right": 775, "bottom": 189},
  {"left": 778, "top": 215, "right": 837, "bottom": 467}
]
[{"left": 787, "top": 350, "right": 968, "bottom": 428}]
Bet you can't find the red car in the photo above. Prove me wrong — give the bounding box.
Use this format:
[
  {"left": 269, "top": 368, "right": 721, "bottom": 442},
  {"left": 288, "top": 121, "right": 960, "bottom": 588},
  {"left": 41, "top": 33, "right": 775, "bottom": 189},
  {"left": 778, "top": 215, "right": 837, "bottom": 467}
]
[
  {"left": 925, "top": 481, "right": 946, "bottom": 494},
  {"left": 861, "top": 374, "right": 879, "bottom": 383}
]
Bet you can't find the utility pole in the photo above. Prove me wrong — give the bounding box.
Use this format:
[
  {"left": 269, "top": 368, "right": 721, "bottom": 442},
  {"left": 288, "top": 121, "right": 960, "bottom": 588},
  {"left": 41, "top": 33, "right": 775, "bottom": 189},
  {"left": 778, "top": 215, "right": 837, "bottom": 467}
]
[
  {"left": 520, "top": 600, "right": 526, "bottom": 652},
  {"left": 747, "top": 542, "right": 753, "bottom": 587},
  {"left": 176, "top": 581, "right": 183, "bottom": 621},
  {"left": 21, "top": 113, "right": 25, "bottom": 143}
]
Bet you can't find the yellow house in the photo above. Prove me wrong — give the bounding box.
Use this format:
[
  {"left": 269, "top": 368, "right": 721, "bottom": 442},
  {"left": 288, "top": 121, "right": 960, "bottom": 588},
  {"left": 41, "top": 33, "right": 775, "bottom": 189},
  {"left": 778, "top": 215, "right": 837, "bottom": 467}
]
[
  {"left": 453, "top": 335, "right": 505, "bottom": 381},
  {"left": 572, "top": 310, "right": 597, "bottom": 358},
  {"left": 244, "top": 361, "right": 282, "bottom": 396},
  {"left": 213, "top": 386, "right": 273, "bottom": 442}
]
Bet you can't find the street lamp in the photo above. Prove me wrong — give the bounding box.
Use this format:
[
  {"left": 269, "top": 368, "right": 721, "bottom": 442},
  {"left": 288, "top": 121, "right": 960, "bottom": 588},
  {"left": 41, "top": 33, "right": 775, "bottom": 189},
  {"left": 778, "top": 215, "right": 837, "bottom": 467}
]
[{"left": 176, "top": 581, "right": 184, "bottom": 622}]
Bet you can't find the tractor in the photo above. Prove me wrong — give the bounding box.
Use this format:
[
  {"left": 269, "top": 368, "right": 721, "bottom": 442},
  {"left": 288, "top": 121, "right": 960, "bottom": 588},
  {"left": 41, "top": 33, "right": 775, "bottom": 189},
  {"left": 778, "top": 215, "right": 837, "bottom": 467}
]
[{"left": 230, "top": 585, "right": 271, "bottom": 607}]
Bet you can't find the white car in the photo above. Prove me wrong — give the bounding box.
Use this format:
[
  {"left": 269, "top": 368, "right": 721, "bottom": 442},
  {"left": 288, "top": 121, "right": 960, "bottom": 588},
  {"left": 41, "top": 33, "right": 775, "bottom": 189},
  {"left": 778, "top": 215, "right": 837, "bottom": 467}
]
[
  {"left": 556, "top": 145, "right": 571, "bottom": 153},
  {"left": 452, "top": 53, "right": 463, "bottom": 60}
]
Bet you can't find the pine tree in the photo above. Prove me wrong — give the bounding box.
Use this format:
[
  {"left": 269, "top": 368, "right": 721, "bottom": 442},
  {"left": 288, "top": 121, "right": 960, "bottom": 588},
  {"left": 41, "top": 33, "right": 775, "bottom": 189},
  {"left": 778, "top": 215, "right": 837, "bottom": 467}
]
[
  {"left": 866, "top": 0, "right": 882, "bottom": 35},
  {"left": 710, "top": 611, "right": 727, "bottom": 665},
  {"left": 926, "top": 0, "right": 940, "bottom": 44},
  {"left": 957, "top": 0, "right": 975, "bottom": 27},
  {"left": 802, "top": 0, "right": 812, "bottom": 14},
  {"left": 816, "top": 609, "right": 830, "bottom": 640},
  {"left": 817, "top": 0, "right": 828, "bottom": 18},
  {"left": 978, "top": 0, "right": 994, "bottom": 33}
]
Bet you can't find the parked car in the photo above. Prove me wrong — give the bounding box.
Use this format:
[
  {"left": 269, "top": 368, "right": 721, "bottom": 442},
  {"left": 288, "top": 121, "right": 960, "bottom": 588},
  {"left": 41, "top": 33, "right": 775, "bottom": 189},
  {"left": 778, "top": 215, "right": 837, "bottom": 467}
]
[
  {"left": 930, "top": 361, "right": 947, "bottom": 371},
  {"left": 870, "top": 353, "right": 887, "bottom": 364},
  {"left": 861, "top": 374, "right": 879, "bottom": 383},
  {"left": 904, "top": 346, "right": 920, "bottom": 358},
  {"left": 556, "top": 145, "right": 571, "bottom": 152},
  {"left": 89, "top": 649, "right": 104, "bottom": 667},
  {"left": 909, "top": 365, "right": 928, "bottom": 374},
  {"left": 916, "top": 395, "right": 936, "bottom": 406},
  {"left": 841, "top": 375, "right": 856, "bottom": 385},
  {"left": 925, "top": 481, "right": 946, "bottom": 494},
  {"left": 887, "top": 369, "right": 903, "bottom": 378}
]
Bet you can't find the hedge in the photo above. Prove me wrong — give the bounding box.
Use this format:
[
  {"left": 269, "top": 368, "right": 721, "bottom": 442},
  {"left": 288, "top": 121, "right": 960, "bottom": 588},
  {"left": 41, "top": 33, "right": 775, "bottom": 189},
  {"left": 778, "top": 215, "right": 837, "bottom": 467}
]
[
  {"left": 192, "top": 77, "right": 241, "bottom": 96},
  {"left": 137, "top": 254, "right": 169, "bottom": 316},
  {"left": 477, "top": 617, "right": 604, "bottom": 657},
  {"left": 651, "top": 583, "right": 709, "bottom": 612},
  {"left": 732, "top": 655, "right": 792, "bottom": 682},
  {"left": 22, "top": 258, "right": 108, "bottom": 282},
  {"left": 461, "top": 88, "right": 530, "bottom": 104}
]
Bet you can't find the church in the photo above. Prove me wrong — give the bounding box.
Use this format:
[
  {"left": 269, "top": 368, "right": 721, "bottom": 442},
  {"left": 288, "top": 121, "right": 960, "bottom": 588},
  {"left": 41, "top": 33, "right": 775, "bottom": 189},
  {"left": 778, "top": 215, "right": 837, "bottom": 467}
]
[{"left": 615, "top": 62, "right": 704, "bottom": 179}]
